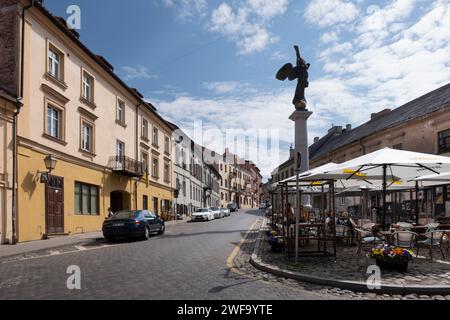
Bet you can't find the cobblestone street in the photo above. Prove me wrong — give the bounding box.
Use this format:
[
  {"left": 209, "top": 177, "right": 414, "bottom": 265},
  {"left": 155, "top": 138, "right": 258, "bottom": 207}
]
[{"left": 0, "top": 210, "right": 337, "bottom": 300}]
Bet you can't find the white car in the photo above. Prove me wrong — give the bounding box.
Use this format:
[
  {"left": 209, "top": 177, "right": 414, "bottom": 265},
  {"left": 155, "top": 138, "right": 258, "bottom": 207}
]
[
  {"left": 220, "top": 208, "right": 231, "bottom": 217},
  {"left": 211, "top": 207, "right": 223, "bottom": 219},
  {"left": 191, "top": 208, "right": 214, "bottom": 222}
]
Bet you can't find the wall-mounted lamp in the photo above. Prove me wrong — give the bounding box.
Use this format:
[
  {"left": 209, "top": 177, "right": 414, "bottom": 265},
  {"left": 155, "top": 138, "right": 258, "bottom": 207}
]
[{"left": 38, "top": 154, "right": 57, "bottom": 183}]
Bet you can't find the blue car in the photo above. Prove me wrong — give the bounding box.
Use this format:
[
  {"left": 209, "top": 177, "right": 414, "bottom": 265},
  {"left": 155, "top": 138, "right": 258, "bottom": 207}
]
[{"left": 102, "top": 210, "right": 165, "bottom": 242}]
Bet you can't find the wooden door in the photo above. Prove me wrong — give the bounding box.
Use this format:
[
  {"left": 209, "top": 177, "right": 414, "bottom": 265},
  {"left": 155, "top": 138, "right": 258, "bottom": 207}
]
[{"left": 46, "top": 175, "right": 64, "bottom": 234}]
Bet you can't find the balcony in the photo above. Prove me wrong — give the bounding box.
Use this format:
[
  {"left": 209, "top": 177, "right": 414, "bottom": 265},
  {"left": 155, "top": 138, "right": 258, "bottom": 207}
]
[{"left": 108, "top": 156, "right": 144, "bottom": 177}]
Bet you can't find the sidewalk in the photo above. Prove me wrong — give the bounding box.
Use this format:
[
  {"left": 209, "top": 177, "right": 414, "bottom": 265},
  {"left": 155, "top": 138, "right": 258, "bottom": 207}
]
[{"left": 0, "top": 215, "right": 190, "bottom": 259}]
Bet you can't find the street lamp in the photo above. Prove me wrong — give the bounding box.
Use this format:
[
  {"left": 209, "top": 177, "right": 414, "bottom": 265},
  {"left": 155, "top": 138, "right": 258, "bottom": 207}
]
[{"left": 39, "top": 154, "right": 57, "bottom": 183}]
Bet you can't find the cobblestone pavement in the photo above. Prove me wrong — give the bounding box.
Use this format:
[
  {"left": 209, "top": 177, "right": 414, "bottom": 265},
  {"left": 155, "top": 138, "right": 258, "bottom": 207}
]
[
  {"left": 231, "top": 219, "right": 450, "bottom": 300},
  {"left": 0, "top": 209, "right": 338, "bottom": 300}
]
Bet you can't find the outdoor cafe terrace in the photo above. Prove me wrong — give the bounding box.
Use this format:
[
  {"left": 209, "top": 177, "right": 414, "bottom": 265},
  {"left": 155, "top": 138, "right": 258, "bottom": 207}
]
[{"left": 263, "top": 148, "right": 450, "bottom": 289}]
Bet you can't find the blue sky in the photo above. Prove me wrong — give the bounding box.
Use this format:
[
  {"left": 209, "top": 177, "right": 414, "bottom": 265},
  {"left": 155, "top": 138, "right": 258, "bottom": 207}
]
[{"left": 45, "top": 0, "right": 450, "bottom": 179}]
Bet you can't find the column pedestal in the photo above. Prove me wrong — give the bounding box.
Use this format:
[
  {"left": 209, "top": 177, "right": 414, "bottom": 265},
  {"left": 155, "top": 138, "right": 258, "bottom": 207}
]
[{"left": 289, "top": 109, "right": 313, "bottom": 206}]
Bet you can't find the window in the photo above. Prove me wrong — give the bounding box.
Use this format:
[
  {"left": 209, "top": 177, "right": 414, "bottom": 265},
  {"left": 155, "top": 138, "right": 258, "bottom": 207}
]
[
  {"left": 74, "top": 182, "right": 99, "bottom": 215},
  {"left": 141, "top": 151, "right": 149, "bottom": 172},
  {"left": 82, "top": 71, "right": 94, "bottom": 102},
  {"left": 438, "top": 129, "right": 450, "bottom": 153},
  {"left": 182, "top": 180, "right": 186, "bottom": 196},
  {"left": 164, "top": 163, "right": 170, "bottom": 182},
  {"left": 47, "top": 105, "right": 61, "bottom": 139},
  {"left": 142, "top": 118, "right": 148, "bottom": 139},
  {"left": 48, "top": 47, "right": 62, "bottom": 79},
  {"left": 81, "top": 121, "right": 94, "bottom": 153},
  {"left": 116, "top": 99, "right": 125, "bottom": 124},
  {"left": 152, "top": 197, "right": 159, "bottom": 215},
  {"left": 143, "top": 195, "right": 148, "bottom": 210},
  {"left": 116, "top": 140, "right": 125, "bottom": 163},
  {"left": 152, "top": 127, "right": 159, "bottom": 146},
  {"left": 152, "top": 158, "right": 159, "bottom": 178},
  {"left": 164, "top": 136, "right": 170, "bottom": 154},
  {"left": 221, "top": 193, "right": 224, "bottom": 200}
]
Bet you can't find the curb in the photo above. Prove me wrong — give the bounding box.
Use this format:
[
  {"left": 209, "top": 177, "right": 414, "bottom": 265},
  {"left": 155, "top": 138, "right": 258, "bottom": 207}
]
[{"left": 249, "top": 219, "right": 450, "bottom": 295}]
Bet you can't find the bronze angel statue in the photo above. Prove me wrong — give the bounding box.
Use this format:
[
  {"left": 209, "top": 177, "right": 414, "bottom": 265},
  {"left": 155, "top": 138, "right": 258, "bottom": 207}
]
[{"left": 276, "top": 45, "right": 310, "bottom": 109}]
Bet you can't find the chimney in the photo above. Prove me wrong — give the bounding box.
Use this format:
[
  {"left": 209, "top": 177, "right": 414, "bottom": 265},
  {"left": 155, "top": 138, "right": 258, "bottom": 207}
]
[
  {"left": 346, "top": 124, "right": 352, "bottom": 132},
  {"left": 313, "top": 137, "right": 320, "bottom": 143},
  {"left": 371, "top": 108, "right": 391, "bottom": 121},
  {"left": 328, "top": 125, "right": 343, "bottom": 134},
  {"left": 289, "top": 145, "right": 294, "bottom": 159}
]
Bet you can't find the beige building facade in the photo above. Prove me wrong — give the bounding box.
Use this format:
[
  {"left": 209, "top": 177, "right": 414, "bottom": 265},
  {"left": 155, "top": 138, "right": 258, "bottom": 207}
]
[{"left": 0, "top": 0, "right": 174, "bottom": 242}]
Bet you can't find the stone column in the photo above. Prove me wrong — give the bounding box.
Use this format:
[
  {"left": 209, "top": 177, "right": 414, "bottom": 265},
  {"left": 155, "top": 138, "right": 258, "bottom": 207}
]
[{"left": 289, "top": 109, "right": 313, "bottom": 206}]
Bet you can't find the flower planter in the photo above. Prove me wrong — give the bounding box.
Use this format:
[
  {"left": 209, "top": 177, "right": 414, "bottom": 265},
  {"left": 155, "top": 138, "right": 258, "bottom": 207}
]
[
  {"left": 270, "top": 242, "right": 282, "bottom": 252},
  {"left": 375, "top": 257, "right": 409, "bottom": 272}
]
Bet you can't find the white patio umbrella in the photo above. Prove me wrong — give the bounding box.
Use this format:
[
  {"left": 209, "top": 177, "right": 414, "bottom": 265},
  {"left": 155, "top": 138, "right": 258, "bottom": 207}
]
[
  {"left": 412, "top": 172, "right": 450, "bottom": 186},
  {"left": 308, "top": 148, "right": 450, "bottom": 226},
  {"left": 279, "top": 162, "right": 338, "bottom": 183}
]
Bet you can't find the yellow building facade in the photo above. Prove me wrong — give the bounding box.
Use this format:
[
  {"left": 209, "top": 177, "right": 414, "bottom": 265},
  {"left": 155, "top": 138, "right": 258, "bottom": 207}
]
[{"left": 0, "top": 1, "right": 173, "bottom": 242}]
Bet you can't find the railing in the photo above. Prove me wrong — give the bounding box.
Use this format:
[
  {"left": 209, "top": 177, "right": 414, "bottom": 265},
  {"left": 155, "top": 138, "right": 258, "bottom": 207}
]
[{"left": 108, "top": 156, "right": 144, "bottom": 177}]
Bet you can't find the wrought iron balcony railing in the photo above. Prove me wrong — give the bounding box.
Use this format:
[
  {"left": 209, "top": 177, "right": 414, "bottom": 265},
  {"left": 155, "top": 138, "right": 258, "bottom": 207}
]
[{"left": 108, "top": 156, "right": 144, "bottom": 177}]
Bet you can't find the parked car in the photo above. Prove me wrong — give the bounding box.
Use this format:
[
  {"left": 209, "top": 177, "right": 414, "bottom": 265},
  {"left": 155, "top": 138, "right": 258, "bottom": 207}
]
[
  {"left": 259, "top": 203, "right": 267, "bottom": 210},
  {"left": 227, "top": 202, "right": 238, "bottom": 212},
  {"left": 191, "top": 208, "right": 214, "bottom": 222},
  {"left": 102, "top": 210, "right": 165, "bottom": 242},
  {"left": 211, "top": 207, "right": 223, "bottom": 219},
  {"left": 221, "top": 208, "right": 231, "bottom": 217}
]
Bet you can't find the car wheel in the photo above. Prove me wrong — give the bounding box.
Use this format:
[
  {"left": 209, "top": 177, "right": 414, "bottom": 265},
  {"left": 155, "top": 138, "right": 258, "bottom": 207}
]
[
  {"left": 105, "top": 236, "right": 115, "bottom": 243},
  {"left": 158, "top": 224, "right": 165, "bottom": 235},
  {"left": 142, "top": 226, "right": 150, "bottom": 240}
]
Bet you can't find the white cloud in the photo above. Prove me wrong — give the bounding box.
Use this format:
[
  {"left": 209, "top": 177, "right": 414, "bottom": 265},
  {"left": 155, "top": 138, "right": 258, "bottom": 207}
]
[
  {"left": 247, "top": 0, "right": 289, "bottom": 20},
  {"left": 304, "top": 0, "right": 359, "bottom": 28},
  {"left": 320, "top": 31, "right": 340, "bottom": 44},
  {"left": 203, "top": 81, "right": 257, "bottom": 95},
  {"left": 271, "top": 50, "right": 289, "bottom": 61},
  {"left": 312, "top": 0, "right": 450, "bottom": 126},
  {"left": 209, "top": 1, "right": 288, "bottom": 55},
  {"left": 163, "top": 0, "right": 207, "bottom": 21},
  {"left": 121, "top": 66, "right": 156, "bottom": 81},
  {"left": 356, "top": 0, "right": 417, "bottom": 48}
]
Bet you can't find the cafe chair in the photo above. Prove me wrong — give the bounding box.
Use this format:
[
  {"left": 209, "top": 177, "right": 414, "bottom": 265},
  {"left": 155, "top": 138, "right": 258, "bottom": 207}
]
[
  {"left": 391, "top": 231, "right": 418, "bottom": 251},
  {"left": 355, "top": 228, "right": 382, "bottom": 255},
  {"left": 335, "top": 224, "right": 351, "bottom": 246},
  {"left": 417, "top": 230, "right": 446, "bottom": 260}
]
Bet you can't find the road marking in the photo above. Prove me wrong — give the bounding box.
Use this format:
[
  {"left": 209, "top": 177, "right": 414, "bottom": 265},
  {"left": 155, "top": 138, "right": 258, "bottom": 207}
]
[
  {"left": 0, "top": 243, "right": 120, "bottom": 264},
  {"left": 226, "top": 219, "right": 260, "bottom": 272},
  {"left": 74, "top": 246, "right": 87, "bottom": 251}
]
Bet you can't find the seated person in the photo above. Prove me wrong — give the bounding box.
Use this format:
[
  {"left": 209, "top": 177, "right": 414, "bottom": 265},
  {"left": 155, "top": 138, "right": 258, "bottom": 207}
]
[{"left": 340, "top": 211, "right": 357, "bottom": 245}]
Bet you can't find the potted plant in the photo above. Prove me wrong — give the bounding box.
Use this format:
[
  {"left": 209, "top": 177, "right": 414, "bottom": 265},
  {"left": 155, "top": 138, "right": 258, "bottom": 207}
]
[
  {"left": 267, "top": 231, "right": 284, "bottom": 252},
  {"left": 367, "top": 244, "right": 413, "bottom": 272}
]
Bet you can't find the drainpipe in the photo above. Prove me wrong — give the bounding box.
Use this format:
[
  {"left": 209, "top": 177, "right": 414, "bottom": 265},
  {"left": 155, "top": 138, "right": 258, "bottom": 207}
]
[
  {"left": 134, "top": 103, "right": 143, "bottom": 210},
  {"left": 11, "top": 0, "right": 35, "bottom": 244}
]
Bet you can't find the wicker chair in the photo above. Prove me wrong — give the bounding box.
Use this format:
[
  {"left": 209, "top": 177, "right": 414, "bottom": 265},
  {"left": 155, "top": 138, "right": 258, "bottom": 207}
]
[
  {"left": 391, "top": 231, "right": 418, "bottom": 251},
  {"left": 355, "top": 228, "right": 382, "bottom": 255},
  {"left": 417, "top": 230, "right": 446, "bottom": 260}
]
